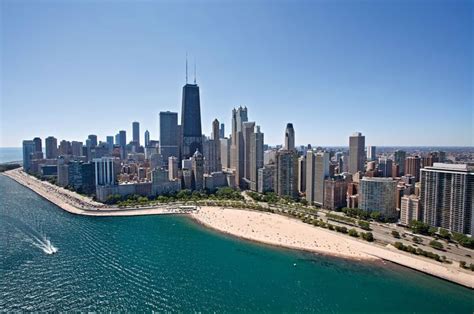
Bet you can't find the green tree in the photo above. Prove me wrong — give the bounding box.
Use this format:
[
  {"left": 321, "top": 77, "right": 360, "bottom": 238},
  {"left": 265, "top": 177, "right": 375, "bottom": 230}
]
[
  {"left": 348, "top": 229, "right": 359, "bottom": 237},
  {"left": 391, "top": 230, "right": 401, "bottom": 239},
  {"left": 429, "top": 240, "right": 444, "bottom": 250}
]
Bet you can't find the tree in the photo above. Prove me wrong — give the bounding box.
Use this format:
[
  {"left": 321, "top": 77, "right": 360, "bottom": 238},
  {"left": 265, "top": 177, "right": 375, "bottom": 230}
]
[
  {"left": 362, "top": 232, "right": 374, "bottom": 242},
  {"left": 348, "top": 229, "right": 359, "bottom": 237},
  {"left": 459, "top": 261, "right": 466, "bottom": 268},
  {"left": 439, "top": 228, "right": 451, "bottom": 240},
  {"left": 391, "top": 230, "right": 401, "bottom": 239},
  {"left": 358, "top": 220, "right": 371, "bottom": 231},
  {"left": 409, "top": 220, "right": 431, "bottom": 235},
  {"left": 429, "top": 240, "right": 444, "bottom": 250},
  {"left": 412, "top": 236, "right": 422, "bottom": 244}
]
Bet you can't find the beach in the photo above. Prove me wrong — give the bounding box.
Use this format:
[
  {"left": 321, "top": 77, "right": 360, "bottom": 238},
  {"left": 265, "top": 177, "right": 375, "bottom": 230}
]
[
  {"left": 3, "top": 168, "right": 474, "bottom": 288},
  {"left": 191, "top": 206, "right": 474, "bottom": 288}
]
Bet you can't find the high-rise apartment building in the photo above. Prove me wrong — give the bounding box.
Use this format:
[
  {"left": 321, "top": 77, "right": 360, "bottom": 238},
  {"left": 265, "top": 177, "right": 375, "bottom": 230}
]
[
  {"left": 230, "top": 106, "right": 248, "bottom": 187},
  {"left": 132, "top": 121, "right": 140, "bottom": 146},
  {"left": 33, "top": 137, "right": 42, "bottom": 153},
  {"left": 249, "top": 125, "right": 264, "bottom": 191},
  {"left": 297, "top": 155, "right": 306, "bottom": 193},
  {"left": 88, "top": 135, "right": 98, "bottom": 147},
  {"left": 220, "top": 137, "right": 231, "bottom": 169},
  {"left": 394, "top": 150, "right": 406, "bottom": 175},
  {"left": 45, "top": 136, "right": 58, "bottom": 159},
  {"left": 306, "top": 151, "right": 329, "bottom": 205},
  {"left": 275, "top": 124, "right": 298, "bottom": 199},
  {"left": 420, "top": 163, "right": 473, "bottom": 235},
  {"left": 159, "top": 111, "right": 179, "bottom": 163},
  {"left": 349, "top": 132, "right": 365, "bottom": 174},
  {"left": 144, "top": 130, "right": 150, "bottom": 148},
  {"left": 118, "top": 130, "right": 127, "bottom": 159},
  {"left": 367, "top": 145, "right": 376, "bottom": 161},
  {"left": 219, "top": 123, "right": 225, "bottom": 139},
  {"left": 22, "top": 140, "right": 36, "bottom": 172},
  {"left": 378, "top": 157, "right": 393, "bottom": 177},
  {"left": 284, "top": 123, "right": 295, "bottom": 151},
  {"left": 405, "top": 156, "right": 421, "bottom": 182},
  {"left": 323, "top": 176, "right": 348, "bottom": 210},
  {"left": 168, "top": 156, "right": 178, "bottom": 181},
  {"left": 359, "top": 177, "right": 398, "bottom": 219},
  {"left": 59, "top": 140, "right": 72, "bottom": 156},
  {"left": 93, "top": 157, "right": 118, "bottom": 186},
  {"left": 400, "top": 195, "right": 420, "bottom": 226},
  {"left": 191, "top": 150, "right": 204, "bottom": 191}
]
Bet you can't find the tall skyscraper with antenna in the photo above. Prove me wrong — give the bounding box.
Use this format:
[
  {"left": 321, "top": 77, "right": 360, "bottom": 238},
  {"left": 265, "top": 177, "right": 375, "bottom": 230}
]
[{"left": 181, "top": 55, "right": 202, "bottom": 160}]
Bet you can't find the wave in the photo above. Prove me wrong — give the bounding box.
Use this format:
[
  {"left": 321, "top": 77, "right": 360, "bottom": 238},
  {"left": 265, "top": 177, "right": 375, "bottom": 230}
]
[{"left": 0, "top": 214, "right": 58, "bottom": 255}]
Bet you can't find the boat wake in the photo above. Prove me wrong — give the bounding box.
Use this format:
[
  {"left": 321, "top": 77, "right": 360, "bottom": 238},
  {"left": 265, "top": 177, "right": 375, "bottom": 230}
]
[
  {"left": 27, "top": 236, "right": 58, "bottom": 255},
  {"left": 1, "top": 214, "right": 58, "bottom": 255}
]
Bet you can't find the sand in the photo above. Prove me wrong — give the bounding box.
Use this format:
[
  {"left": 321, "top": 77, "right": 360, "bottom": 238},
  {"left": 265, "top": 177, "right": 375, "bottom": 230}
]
[
  {"left": 191, "top": 206, "right": 474, "bottom": 288},
  {"left": 4, "top": 168, "right": 473, "bottom": 288}
]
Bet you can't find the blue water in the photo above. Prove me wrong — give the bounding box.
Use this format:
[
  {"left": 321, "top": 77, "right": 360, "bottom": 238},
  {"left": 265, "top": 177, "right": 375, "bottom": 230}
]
[
  {"left": 0, "top": 147, "right": 22, "bottom": 163},
  {"left": 0, "top": 175, "right": 472, "bottom": 312}
]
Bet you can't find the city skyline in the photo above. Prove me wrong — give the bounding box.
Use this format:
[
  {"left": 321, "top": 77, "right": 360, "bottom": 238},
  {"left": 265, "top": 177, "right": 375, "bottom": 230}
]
[{"left": 1, "top": 0, "right": 472, "bottom": 147}]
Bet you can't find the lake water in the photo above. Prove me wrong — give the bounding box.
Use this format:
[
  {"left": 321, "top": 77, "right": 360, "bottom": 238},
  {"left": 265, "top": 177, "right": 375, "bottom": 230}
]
[{"left": 0, "top": 175, "right": 472, "bottom": 312}]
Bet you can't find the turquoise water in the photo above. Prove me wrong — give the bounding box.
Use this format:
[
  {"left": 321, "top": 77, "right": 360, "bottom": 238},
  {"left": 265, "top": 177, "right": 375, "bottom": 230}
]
[{"left": 0, "top": 175, "right": 472, "bottom": 312}]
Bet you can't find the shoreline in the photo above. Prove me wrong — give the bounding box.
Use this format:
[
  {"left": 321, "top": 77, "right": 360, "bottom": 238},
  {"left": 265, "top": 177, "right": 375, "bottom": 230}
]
[
  {"left": 2, "top": 169, "right": 473, "bottom": 288},
  {"left": 190, "top": 207, "right": 474, "bottom": 289},
  {"left": 2, "top": 169, "right": 191, "bottom": 217}
]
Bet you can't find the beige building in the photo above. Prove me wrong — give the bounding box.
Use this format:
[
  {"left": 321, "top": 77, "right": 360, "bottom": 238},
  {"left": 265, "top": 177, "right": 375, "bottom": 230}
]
[{"left": 400, "top": 195, "right": 420, "bottom": 226}]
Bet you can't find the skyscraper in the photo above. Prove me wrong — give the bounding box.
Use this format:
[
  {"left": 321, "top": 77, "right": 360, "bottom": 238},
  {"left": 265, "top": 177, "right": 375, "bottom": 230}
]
[
  {"left": 297, "top": 155, "right": 306, "bottom": 193},
  {"left": 72, "top": 141, "right": 83, "bottom": 157},
  {"left": 378, "top": 157, "right": 393, "bottom": 177},
  {"left": 306, "top": 151, "right": 329, "bottom": 205},
  {"left": 181, "top": 81, "right": 202, "bottom": 160},
  {"left": 284, "top": 123, "right": 295, "bottom": 150},
  {"left": 144, "top": 130, "right": 150, "bottom": 147},
  {"left": 33, "top": 137, "right": 42, "bottom": 153},
  {"left": 159, "top": 111, "right": 179, "bottom": 163},
  {"left": 45, "top": 136, "right": 58, "bottom": 159},
  {"left": 249, "top": 125, "right": 264, "bottom": 191},
  {"left": 203, "top": 119, "right": 222, "bottom": 174},
  {"left": 118, "top": 130, "right": 126, "bottom": 159},
  {"left": 132, "top": 121, "right": 140, "bottom": 146},
  {"left": 22, "top": 140, "right": 36, "bottom": 172},
  {"left": 230, "top": 106, "right": 248, "bottom": 187},
  {"left": 405, "top": 156, "right": 421, "bottom": 182},
  {"left": 275, "top": 123, "right": 298, "bottom": 199},
  {"left": 88, "top": 135, "right": 98, "bottom": 147},
  {"left": 106, "top": 136, "right": 114, "bottom": 149},
  {"left": 349, "top": 132, "right": 365, "bottom": 174},
  {"left": 219, "top": 123, "right": 225, "bottom": 138},
  {"left": 367, "top": 145, "right": 376, "bottom": 161},
  {"left": 394, "top": 150, "right": 406, "bottom": 175},
  {"left": 192, "top": 150, "right": 204, "bottom": 191},
  {"left": 420, "top": 163, "right": 473, "bottom": 236}
]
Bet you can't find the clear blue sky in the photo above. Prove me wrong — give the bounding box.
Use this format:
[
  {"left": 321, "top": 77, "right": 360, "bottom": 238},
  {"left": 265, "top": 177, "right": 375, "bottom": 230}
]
[{"left": 1, "top": 0, "right": 472, "bottom": 147}]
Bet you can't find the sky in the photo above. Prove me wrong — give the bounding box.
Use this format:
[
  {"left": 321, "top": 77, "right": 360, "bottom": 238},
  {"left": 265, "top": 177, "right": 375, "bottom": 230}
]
[{"left": 1, "top": 0, "right": 472, "bottom": 147}]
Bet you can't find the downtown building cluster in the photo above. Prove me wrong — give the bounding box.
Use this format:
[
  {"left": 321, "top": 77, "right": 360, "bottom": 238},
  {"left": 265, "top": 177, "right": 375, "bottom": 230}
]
[{"left": 22, "top": 77, "right": 473, "bottom": 236}]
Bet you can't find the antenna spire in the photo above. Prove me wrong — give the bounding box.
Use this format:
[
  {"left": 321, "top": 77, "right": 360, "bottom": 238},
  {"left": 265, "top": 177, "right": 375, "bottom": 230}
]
[
  {"left": 194, "top": 57, "right": 196, "bottom": 84},
  {"left": 186, "top": 52, "right": 188, "bottom": 84}
]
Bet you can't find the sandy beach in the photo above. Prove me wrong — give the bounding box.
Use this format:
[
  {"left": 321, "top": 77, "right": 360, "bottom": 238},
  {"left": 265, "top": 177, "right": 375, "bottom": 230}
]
[
  {"left": 191, "top": 206, "right": 474, "bottom": 288},
  {"left": 3, "top": 168, "right": 473, "bottom": 288}
]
